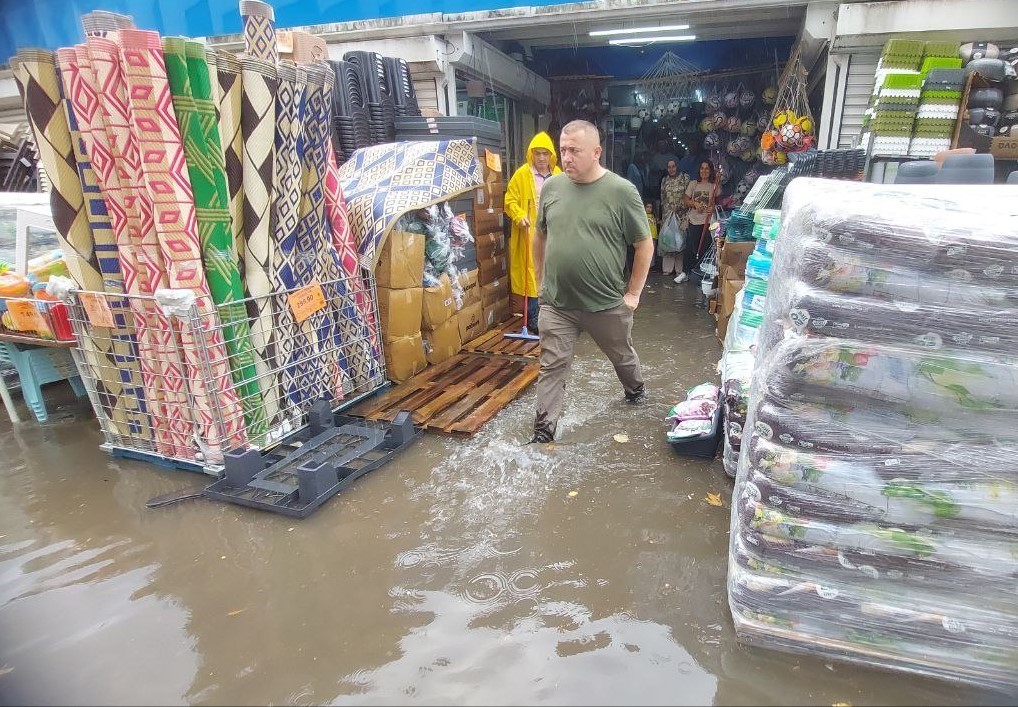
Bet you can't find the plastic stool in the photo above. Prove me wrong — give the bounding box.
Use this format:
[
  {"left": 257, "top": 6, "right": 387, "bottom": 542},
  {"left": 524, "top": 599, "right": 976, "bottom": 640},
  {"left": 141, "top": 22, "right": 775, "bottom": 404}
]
[
  {"left": 894, "top": 160, "right": 939, "bottom": 184},
  {"left": 0, "top": 341, "right": 86, "bottom": 423},
  {"left": 1007, "top": 170, "right": 1018, "bottom": 184}
]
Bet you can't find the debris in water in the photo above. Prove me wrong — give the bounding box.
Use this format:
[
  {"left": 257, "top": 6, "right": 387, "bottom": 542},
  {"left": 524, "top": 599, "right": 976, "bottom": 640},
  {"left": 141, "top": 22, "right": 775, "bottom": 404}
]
[
  {"left": 568, "top": 491, "right": 578, "bottom": 498},
  {"left": 613, "top": 433, "right": 630, "bottom": 443},
  {"left": 228, "top": 609, "right": 246, "bottom": 617},
  {"left": 705, "top": 492, "right": 723, "bottom": 507}
]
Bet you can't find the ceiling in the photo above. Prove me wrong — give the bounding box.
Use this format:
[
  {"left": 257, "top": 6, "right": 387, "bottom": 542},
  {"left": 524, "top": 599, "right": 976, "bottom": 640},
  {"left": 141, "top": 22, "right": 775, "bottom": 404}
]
[{"left": 477, "top": 3, "right": 807, "bottom": 55}]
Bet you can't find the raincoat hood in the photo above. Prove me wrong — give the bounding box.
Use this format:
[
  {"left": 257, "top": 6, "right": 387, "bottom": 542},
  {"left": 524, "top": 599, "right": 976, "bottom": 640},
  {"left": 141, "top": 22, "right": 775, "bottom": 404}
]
[{"left": 526, "top": 132, "right": 558, "bottom": 171}]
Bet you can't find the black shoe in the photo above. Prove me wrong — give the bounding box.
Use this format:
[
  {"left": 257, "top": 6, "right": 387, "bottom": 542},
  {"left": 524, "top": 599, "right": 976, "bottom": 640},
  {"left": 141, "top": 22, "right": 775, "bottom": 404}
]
[{"left": 625, "top": 389, "right": 647, "bottom": 405}]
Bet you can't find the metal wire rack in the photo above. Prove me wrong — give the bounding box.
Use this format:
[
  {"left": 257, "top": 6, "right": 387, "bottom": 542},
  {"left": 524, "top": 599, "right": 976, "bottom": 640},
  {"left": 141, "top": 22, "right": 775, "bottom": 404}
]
[{"left": 65, "top": 271, "right": 386, "bottom": 475}]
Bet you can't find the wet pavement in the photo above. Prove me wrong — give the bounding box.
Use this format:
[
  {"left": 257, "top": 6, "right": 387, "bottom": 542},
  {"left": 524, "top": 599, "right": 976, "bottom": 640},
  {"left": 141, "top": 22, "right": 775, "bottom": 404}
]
[{"left": 0, "top": 273, "right": 1006, "bottom": 706}]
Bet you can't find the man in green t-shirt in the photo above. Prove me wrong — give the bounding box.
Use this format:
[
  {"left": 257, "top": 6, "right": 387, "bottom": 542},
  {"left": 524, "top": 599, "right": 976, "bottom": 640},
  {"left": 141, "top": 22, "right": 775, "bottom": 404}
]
[{"left": 530, "top": 120, "right": 654, "bottom": 443}]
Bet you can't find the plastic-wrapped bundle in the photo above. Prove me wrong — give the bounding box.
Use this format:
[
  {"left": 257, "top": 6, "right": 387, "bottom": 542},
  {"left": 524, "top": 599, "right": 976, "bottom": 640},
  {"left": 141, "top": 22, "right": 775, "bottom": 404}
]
[{"left": 729, "top": 179, "right": 1018, "bottom": 689}]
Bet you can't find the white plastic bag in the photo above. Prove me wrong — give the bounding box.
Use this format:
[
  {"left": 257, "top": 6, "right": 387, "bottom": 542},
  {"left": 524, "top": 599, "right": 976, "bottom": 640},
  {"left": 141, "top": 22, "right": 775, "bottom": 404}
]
[{"left": 659, "top": 213, "right": 686, "bottom": 253}]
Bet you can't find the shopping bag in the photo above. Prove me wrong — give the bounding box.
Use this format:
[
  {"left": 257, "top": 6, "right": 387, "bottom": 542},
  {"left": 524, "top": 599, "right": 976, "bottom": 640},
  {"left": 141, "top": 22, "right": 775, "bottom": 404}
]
[{"left": 659, "top": 213, "right": 686, "bottom": 253}]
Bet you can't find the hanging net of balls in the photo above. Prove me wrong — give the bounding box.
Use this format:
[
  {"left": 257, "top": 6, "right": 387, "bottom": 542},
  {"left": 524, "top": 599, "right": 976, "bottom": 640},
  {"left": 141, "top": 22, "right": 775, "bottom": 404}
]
[{"left": 759, "top": 53, "right": 816, "bottom": 166}]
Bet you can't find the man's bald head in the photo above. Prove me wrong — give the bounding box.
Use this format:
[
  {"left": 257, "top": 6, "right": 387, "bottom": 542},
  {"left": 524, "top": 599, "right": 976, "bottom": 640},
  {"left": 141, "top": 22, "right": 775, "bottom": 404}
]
[{"left": 559, "top": 120, "right": 604, "bottom": 183}]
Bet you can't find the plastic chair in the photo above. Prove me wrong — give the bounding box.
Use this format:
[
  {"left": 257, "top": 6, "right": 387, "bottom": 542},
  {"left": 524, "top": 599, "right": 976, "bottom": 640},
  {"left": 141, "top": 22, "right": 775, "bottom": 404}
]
[
  {"left": 894, "top": 160, "right": 940, "bottom": 184},
  {"left": 0, "top": 341, "right": 86, "bottom": 422}
]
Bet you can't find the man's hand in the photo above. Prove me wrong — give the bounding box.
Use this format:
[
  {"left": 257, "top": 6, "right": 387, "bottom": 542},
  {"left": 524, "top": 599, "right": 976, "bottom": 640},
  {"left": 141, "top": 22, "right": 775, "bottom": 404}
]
[
  {"left": 520, "top": 216, "right": 531, "bottom": 229},
  {"left": 623, "top": 292, "right": 640, "bottom": 311}
]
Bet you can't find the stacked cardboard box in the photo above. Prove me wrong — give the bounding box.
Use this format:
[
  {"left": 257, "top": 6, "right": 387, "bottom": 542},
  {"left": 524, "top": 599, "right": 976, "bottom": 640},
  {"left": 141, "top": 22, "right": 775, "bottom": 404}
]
[
  {"left": 714, "top": 241, "right": 754, "bottom": 341},
  {"left": 377, "top": 230, "right": 428, "bottom": 382},
  {"left": 421, "top": 273, "right": 462, "bottom": 366},
  {"left": 456, "top": 268, "right": 485, "bottom": 344},
  {"left": 475, "top": 230, "right": 511, "bottom": 331}
]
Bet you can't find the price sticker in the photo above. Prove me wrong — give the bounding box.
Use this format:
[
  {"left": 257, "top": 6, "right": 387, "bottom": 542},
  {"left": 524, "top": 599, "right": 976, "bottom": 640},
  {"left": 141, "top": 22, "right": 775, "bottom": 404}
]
[
  {"left": 80, "top": 292, "right": 115, "bottom": 328},
  {"left": 7, "top": 300, "right": 50, "bottom": 335},
  {"left": 484, "top": 148, "right": 502, "bottom": 173},
  {"left": 288, "top": 281, "right": 326, "bottom": 323}
]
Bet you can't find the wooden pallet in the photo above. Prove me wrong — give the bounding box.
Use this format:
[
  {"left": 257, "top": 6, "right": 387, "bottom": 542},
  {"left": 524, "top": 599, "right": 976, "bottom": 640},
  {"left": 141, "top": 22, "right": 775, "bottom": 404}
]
[
  {"left": 348, "top": 352, "right": 539, "bottom": 436},
  {"left": 463, "top": 316, "right": 541, "bottom": 360}
]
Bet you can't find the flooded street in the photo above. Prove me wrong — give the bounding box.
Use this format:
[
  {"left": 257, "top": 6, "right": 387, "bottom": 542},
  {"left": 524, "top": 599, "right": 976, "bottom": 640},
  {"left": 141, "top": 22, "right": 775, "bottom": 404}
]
[{"left": 0, "top": 274, "right": 1004, "bottom": 706}]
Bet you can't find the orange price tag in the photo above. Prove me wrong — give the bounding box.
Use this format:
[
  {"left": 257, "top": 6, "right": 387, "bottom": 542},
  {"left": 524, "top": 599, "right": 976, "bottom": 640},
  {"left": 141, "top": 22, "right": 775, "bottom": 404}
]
[
  {"left": 80, "top": 292, "right": 115, "bottom": 328},
  {"left": 7, "top": 300, "right": 50, "bottom": 335},
  {"left": 484, "top": 148, "right": 502, "bottom": 173},
  {"left": 288, "top": 281, "right": 326, "bottom": 323}
]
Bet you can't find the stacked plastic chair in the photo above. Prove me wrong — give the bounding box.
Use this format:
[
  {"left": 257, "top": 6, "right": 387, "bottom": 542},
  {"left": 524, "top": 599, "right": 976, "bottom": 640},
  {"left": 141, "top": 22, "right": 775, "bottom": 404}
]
[
  {"left": 344, "top": 51, "right": 395, "bottom": 145},
  {"left": 327, "top": 59, "right": 372, "bottom": 165},
  {"left": 384, "top": 56, "right": 421, "bottom": 118},
  {"left": 861, "top": 39, "right": 923, "bottom": 156},
  {"left": 910, "top": 44, "right": 964, "bottom": 157},
  {"left": 870, "top": 73, "right": 922, "bottom": 156}
]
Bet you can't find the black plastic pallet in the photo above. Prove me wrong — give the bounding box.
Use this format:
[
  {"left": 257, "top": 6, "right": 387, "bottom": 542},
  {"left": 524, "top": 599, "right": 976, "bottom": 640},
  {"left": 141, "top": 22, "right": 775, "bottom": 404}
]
[{"left": 204, "top": 402, "right": 420, "bottom": 518}]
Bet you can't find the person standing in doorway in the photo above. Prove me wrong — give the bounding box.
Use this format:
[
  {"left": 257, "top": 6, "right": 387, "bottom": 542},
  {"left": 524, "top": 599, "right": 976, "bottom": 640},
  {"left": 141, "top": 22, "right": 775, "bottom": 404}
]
[
  {"left": 658, "top": 159, "right": 690, "bottom": 280},
  {"left": 530, "top": 120, "right": 653, "bottom": 444},
  {"left": 683, "top": 160, "right": 716, "bottom": 281},
  {"left": 505, "top": 132, "right": 561, "bottom": 329}
]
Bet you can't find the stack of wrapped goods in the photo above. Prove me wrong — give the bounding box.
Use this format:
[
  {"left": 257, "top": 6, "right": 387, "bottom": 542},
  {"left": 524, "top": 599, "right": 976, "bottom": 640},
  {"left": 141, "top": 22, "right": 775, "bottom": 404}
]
[
  {"left": 728, "top": 179, "right": 1018, "bottom": 688},
  {"left": 720, "top": 209, "right": 781, "bottom": 478}
]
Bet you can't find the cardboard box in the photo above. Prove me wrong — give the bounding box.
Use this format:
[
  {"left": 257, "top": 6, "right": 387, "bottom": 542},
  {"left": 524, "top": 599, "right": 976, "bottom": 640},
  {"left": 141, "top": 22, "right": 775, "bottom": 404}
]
[
  {"left": 422, "top": 317, "right": 461, "bottom": 365},
  {"left": 475, "top": 231, "right": 507, "bottom": 261},
  {"left": 376, "top": 230, "right": 425, "bottom": 289},
  {"left": 718, "top": 241, "right": 754, "bottom": 280},
  {"left": 481, "top": 277, "right": 509, "bottom": 308},
  {"left": 458, "top": 268, "right": 479, "bottom": 291},
  {"left": 463, "top": 282, "right": 481, "bottom": 307},
  {"left": 716, "top": 277, "right": 745, "bottom": 342},
  {"left": 457, "top": 301, "right": 485, "bottom": 343},
  {"left": 377, "top": 286, "right": 423, "bottom": 340},
  {"left": 483, "top": 297, "right": 512, "bottom": 330},
  {"left": 276, "top": 30, "right": 327, "bottom": 62},
  {"left": 478, "top": 254, "right": 509, "bottom": 286},
  {"left": 474, "top": 207, "right": 503, "bottom": 235},
  {"left": 383, "top": 333, "right": 427, "bottom": 383},
  {"left": 422, "top": 274, "right": 455, "bottom": 331},
  {"left": 474, "top": 188, "right": 505, "bottom": 211}
]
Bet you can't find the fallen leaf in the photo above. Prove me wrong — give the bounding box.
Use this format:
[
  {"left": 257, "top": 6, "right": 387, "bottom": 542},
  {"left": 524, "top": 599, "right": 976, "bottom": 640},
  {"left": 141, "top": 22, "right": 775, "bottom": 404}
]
[
  {"left": 228, "top": 609, "right": 246, "bottom": 617},
  {"left": 568, "top": 491, "right": 578, "bottom": 498},
  {"left": 613, "top": 433, "right": 630, "bottom": 443},
  {"left": 705, "top": 492, "right": 723, "bottom": 507}
]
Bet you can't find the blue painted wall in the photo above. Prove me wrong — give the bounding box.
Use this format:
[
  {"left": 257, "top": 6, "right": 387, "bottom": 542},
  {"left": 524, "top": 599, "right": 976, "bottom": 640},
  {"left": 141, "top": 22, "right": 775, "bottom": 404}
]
[{"left": 1, "top": 0, "right": 559, "bottom": 61}]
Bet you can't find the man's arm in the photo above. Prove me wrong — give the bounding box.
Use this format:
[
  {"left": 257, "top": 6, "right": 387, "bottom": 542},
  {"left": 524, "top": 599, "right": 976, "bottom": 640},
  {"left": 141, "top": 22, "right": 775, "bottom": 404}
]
[
  {"left": 624, "top": 237, "right": 654, "bottom": 310},
  {"left": 532, "top": 226, "right": 547, "bottom": 295}
]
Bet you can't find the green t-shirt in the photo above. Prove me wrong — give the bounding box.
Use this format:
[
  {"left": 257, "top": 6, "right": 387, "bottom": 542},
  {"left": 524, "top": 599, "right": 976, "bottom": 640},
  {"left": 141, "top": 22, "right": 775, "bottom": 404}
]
[{"left": 537, "top": 171, "right": 650, "bottom": 312}]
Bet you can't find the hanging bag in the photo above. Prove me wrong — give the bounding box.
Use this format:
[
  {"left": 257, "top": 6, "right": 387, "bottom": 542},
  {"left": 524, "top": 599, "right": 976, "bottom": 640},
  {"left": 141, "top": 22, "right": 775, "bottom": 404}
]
[{"left": 659, "top": 212, "right": 686, "bottom": 253}]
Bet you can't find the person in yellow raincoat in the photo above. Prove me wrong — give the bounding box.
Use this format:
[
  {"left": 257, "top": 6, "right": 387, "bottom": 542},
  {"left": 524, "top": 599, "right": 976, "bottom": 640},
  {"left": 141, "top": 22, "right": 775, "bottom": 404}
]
[{"left": 505, "top": 132, "right": 561, "bottom": 327}]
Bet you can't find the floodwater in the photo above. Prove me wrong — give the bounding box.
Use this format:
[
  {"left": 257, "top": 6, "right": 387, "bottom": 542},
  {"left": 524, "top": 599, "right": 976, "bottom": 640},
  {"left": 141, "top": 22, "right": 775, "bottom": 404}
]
[{"left": 0, "top": 273, "right": 1008, "bottom": 706}]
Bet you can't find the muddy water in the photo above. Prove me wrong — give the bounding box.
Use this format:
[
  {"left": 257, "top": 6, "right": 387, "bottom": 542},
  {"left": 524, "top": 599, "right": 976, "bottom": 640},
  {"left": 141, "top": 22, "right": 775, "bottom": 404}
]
[{"left": 0, "top": 274, "right": 1007, "bottom": 706}]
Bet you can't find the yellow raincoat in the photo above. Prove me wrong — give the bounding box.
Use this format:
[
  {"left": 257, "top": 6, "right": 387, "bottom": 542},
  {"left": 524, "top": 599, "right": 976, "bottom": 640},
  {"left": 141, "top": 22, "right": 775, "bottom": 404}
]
[{"left": 504, "top": 132, "right": 561, "bottom": 298}]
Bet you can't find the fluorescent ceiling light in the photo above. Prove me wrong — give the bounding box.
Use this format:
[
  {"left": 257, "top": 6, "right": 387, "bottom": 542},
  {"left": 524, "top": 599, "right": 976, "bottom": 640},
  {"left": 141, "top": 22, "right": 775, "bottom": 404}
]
[
  {"left": 608, "top": 35, "right": 696, "bottom": 45},
  {"left": 590, "top": 24, "right": 690, "bottom": 37}
]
